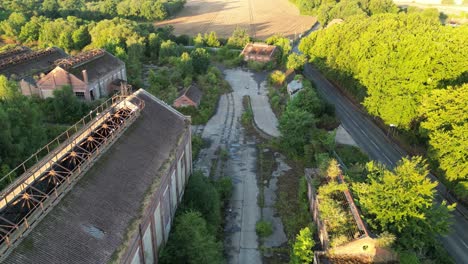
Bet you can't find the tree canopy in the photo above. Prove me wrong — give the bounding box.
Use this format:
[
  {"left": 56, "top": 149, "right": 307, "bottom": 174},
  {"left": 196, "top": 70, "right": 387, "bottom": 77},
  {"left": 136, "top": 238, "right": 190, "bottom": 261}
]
[{"left": 353, "top": 157, "right": 455, "bottom": 250}]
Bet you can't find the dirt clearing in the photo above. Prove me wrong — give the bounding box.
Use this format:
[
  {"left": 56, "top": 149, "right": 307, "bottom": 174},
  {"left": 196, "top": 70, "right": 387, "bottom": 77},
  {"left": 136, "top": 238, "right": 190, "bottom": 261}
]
[{"left": 155, "top": 0, "right": 317, "bottom": 39}]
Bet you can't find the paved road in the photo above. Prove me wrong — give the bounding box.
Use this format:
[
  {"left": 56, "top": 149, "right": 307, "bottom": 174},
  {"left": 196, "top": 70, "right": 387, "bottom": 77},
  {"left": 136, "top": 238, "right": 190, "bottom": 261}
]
[
  {"left": 302, "top": 63, "right": 468, "bottom": 263},
  {"left": 224, "top": 68, "right": 280, "bottom": 137}
]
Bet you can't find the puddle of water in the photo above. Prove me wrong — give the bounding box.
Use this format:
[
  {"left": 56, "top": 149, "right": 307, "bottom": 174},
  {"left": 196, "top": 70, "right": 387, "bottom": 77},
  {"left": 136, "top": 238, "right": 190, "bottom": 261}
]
[{"left": 81, "top": 224, "right": 105, "bottom": 239}]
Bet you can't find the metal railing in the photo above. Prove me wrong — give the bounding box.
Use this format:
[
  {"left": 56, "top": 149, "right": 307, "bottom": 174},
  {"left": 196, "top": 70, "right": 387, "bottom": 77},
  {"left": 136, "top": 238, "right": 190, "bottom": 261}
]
[
  {"left": 1, "top": 93, "right": 129, "bottom": 194},
  {"left": 0, "top": 93, "right": 145, "bottom": 258}
]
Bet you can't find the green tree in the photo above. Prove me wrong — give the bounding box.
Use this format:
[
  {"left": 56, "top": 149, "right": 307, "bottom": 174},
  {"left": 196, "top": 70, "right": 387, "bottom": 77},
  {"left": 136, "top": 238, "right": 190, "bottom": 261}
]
[
  {"left": 266, "top": 34, "right": 291, "bottom": 62},
  {"left": 353, "top": 157, "right": 455, "bottom": 250},
  {"left": 287, "top": 53, "right": 307, "bottom": 70},
  {"left": 0, "top": 75, "right": 19, "bottom": 100},
  {"left": 0, "top": 12, "right": 27, "bottom": 38},
  {"left": 204, "top": 31, "right": 220, "bottom": 47},
  {"left": 178, "top": 52, "right": 194, "bottom": 79},
  {"left": 159, "top": 211, "right": 224, "bottom": 264},
  {"left": 191, "top": 48, "right": 210, "bottom": 74},
  {"left": 227, "top": 27, "right": 250, "bottom": 49},
  {"left": 193, "top": 33, "right": 204, "bottom": 47},
  {"left": 72, "top": 25, "right": 91, "bottom": 50},
  {"left": 159, "top": 39, "right": 180, "bottom": 61},
  {"left": 182, "top": 171, "right": 221, "bottom": 233},
  {"left": 291, "top": 227, "right": 315, "bottom": 264},
  {"left": 19, "top": 16, "right": 45, "bottom": 43},
  {"left": 41, "top": 0, "right": 59, "bottom": 16},
  {"left": 279, "top": 108, "right": 316, "bottom": 156},
  {"left": 50, "top": 85, "right": 85, "bottom": 124},
  {"left": 420, "top": 84, "right": 468, "bottom": 182}
]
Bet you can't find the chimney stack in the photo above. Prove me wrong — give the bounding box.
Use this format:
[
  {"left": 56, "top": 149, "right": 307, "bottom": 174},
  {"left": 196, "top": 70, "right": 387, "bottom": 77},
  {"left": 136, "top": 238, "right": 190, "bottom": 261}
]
[{"left": 82, "top": 70, "right": 88, "bottom": 84}]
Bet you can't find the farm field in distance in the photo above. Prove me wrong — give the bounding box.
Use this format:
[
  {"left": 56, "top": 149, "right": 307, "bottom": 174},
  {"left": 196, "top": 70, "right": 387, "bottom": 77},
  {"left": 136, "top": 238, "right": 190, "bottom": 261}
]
[{"left": 155, "top": 0, "right": 317, "bottom": 39}]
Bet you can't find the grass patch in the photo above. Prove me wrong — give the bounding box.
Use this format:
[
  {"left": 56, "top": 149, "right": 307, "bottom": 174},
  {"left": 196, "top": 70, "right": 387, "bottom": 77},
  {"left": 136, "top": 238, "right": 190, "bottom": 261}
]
[
  {"left": 256, "top": 220, "right": 273, "bottom": 238},
  {"left": 335, "top": 144, "right": 369, "bottom": 167}
]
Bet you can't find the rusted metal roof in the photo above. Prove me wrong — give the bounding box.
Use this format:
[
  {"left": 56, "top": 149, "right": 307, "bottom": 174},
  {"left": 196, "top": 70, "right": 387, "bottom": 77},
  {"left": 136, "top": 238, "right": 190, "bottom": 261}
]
[{"left": 0, "top": 48, "right": 68, "bottom": 80}]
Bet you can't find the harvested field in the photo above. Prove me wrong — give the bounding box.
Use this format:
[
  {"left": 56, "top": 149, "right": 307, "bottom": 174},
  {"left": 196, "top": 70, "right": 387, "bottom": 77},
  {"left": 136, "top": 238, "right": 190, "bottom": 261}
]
[{"left": 155, "top": 0, "right": 317, "bottom": 40}]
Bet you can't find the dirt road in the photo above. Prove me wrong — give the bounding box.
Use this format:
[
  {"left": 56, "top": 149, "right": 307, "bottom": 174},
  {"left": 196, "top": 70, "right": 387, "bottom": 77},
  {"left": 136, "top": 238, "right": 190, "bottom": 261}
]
[{"left": 156, "top": 0, "right": 316, "bottom": 39}]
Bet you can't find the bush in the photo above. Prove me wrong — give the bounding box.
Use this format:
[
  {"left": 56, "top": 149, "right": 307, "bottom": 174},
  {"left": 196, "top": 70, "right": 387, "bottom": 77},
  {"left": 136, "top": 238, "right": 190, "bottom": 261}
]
[
  {"left": 399, "top": 251, "right": 420, "bottom": 264},
  {"left": 215, "top": 177, "right": 233, "bottom": 202},
  {"left": 159, "top": 211, "right": 224, "bottom": 264},
  {"left": 256, "top": 220, "right": 273, "bottom": 237},
  {"left": 291, "top": 227, "right": 315, "bottom": 264},
  {"left": 247, "top": 60, "right": 266, "bottom": 71},
  {"left": 454, "top": 181, "right": 468, "bottom": 201},
  {"left": 191, "top": 134, "right": 204, "bottom": 161},
  {"left": 330, "top": 234, "right": 350, "bottom": 248},
  {"left": 287, "top": 53, "right": 307, "bottom": 70},
  {"left": 376, "top": 231, "right": 396, "bottom": 247},
  {"left": 335, "top": 145, "right": 369, "bottom": 167},
  {"left": 183, "top": 171, "right": 221, "bottom": 234},
  {"left": 269, "top": 70, "right": 286, "bottom": 86}
]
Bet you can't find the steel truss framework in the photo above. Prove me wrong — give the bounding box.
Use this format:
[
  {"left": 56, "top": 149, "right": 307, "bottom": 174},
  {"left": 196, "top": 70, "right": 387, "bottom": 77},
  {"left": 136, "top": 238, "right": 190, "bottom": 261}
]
[
  {"left": 0, "top": 48, "right": 58, "bottom": 70},
  {"left": 54, "top": 49, "right": 105, "bottom": 70},
  {"left": 0, "top": 94, "right": 144, "bottom": 257}
]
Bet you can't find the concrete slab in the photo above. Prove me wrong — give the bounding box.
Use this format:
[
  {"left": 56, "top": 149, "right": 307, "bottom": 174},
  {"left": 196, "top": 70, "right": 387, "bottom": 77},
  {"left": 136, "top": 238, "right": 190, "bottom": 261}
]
[{"left": 335, "top": 125, "right": 358, "bottom": 147}]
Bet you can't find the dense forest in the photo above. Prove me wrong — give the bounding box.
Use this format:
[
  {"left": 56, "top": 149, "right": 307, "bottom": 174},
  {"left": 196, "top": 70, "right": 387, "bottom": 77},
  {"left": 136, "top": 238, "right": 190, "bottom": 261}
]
[{"left": 299, "top": 12, "right": 468, "bottom": 200}]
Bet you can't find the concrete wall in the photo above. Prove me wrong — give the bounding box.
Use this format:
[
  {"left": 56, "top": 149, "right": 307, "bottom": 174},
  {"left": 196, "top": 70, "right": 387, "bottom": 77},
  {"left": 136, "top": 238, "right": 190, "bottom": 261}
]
[
  {"left": 89, "top": 66, "right": 126, "bottom": 99},
  {"left": 121, "top": 128, "right": 192, "bottom": 264}
]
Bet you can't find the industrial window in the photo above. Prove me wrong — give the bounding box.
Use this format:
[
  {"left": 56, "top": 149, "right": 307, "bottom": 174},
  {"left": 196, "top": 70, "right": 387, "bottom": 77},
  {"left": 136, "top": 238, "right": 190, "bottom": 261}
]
[{"left": 75, "top": 92, "right": 85, "bottom": 99}]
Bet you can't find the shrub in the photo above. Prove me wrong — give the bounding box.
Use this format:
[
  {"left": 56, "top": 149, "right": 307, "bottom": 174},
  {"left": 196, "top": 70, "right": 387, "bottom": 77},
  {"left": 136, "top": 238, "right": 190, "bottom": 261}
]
[
  {"left": 269, "top": 70, "right": 286, "bottom": 86},
  {"left": 159, "top": 211, "right": 224, "bottom": 264},
  {"left": 247, "top": 60, "right": 266, "bottom": 71},
  {"left": 376, "top": 231, "right": 396, "bottom": 248},
  {"left": 215, "top": 177, "right": 233, "bottom": 202},
  {"left": 256, "top": 220, "right": 273, "bottom": 237},
  {"left": 399, "top": 251, "right": 420, "bottom": 264},
  {"left": 454, "top": 181, "right": 468, "bottom": 201},
  {"left": 287, "top": 53, "right": 307, "bottom": 70},
  {"left": 191, "top": 135, "right": 204, "bottom": 161},
  {"left": 183, "top": 171, "right": 221, "bottom": 234},
  {"left": 326, "top": 159, "right": 341, "bottom": 180},
  {"left": 330, "top": 234, "right": 350, "bottom": 248},
  {"left": 291, "top": 227, "right": 315, "bottom": 264}
]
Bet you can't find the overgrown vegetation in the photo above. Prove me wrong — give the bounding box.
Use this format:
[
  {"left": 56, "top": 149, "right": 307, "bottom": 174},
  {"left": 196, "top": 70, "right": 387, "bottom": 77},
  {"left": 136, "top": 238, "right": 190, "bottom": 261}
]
[
  {"left": 0, "top": 82, "right": 98, "bottom": 186},
  {"left": 291, "top": 227, "right": 315, "bottom": 264},
  {"left": 289, "top": 0, "right": 398, "bottom": 25},
  {"left": 175, "top": 66, "right": 231, "bottom": 124},
  {"left": 299, "top": 12, "right": 468, "bottom": 202},
  {"left": 159, "top": 171, "right": 232, "bottom": 263},
  {"left": 256, "top": 220, "right": 274, "bottom": 238},
  {"left": 353, "top": 157, "right": 455, "bottom": 262}
]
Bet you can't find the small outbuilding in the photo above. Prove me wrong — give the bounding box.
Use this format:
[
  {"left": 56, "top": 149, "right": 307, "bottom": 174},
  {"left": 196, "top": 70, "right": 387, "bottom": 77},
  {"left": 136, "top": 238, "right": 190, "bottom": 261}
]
[
  {"left": 287, "top": 79, "right": 303, "bottom": 97},
  {"left": 241, "top": 43, "right": 278, "bottom": 63},
  {"left": 173, "top": 85, "right": 203, "bottom": 108}
]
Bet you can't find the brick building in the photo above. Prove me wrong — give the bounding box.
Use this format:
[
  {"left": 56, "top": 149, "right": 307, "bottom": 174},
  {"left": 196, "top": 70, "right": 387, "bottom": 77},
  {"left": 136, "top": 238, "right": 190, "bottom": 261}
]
[
  {"left": 35, "top": 49, "right": 126, "bottom": 101},
  {"left": 0, "top": 89, "right": 192, "bottom": 264},
  {"left": 0, "top": 47, "right": 126, "bottom": 101},
  {"left": 173, "top": 85, "right": 203, "bottom": 108}
]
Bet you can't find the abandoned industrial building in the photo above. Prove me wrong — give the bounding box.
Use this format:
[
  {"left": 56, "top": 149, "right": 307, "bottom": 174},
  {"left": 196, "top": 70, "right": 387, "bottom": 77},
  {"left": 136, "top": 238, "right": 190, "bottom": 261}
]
[
  {"left": 305, "top": 169, "right": 397, "bottom": 263},
  {"left": 0, "top": 89, "right": 192, "bottom": 264},
  {"left": 0, "top": 46, "right": 126, "bottom": 101},
  {"left": 241, "top": 43, "right": 278, "bottom": 63}
]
